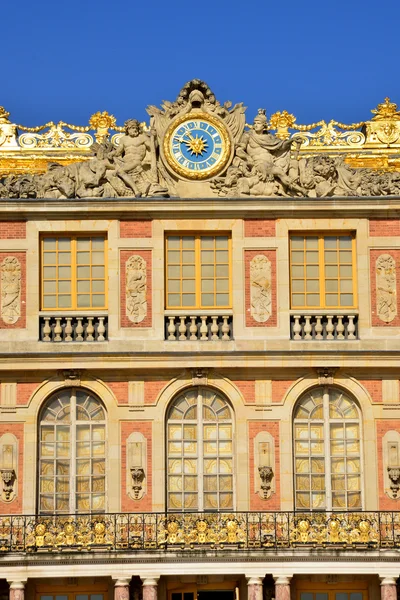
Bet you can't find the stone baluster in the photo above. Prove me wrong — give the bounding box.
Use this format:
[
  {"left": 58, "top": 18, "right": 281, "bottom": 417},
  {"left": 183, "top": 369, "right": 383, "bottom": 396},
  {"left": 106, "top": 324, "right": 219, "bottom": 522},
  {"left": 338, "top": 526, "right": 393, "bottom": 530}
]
[
  {"left": 326, "top": 315, "right": 334, "bottom": 339},
  {"left": 97, "top": 317, "right": 106, "bottom": 341},
  {"left": 64, "top": 317, "right": 73, "bottom": 342},
  {"left": 54, "top": 317, "right": 63, "bottom": 342},
  {"left": 347, "top": 315, "right": 356, "bottom": 339},
  {"left": 142, "top": 578, "right": 159, "bottom": 600},
  {"left": 8, "top": 581, "right": 26, "bottom": 600},
  {"left": 336, "top": 315, "right": 345, "bottom": 339},
  {"left": 75, "top": 317, "right": 84, "bottom": 342},
  {"left": 200, "top": 316, "right": 208, "bottom": 340},
  {"left": 292, "top": 315, "right": 302, "bottom": 340},
  {"left": 247, "top": 577, "right": 263, "bottom": 600},
  {"left": 86, "top": 317, "right": 94, "bottom": 341},
  {"left": 178, "top": 316, "right": 187, "bottom": 340},
  {"left": 189, "top": 316, "right": 198, "bottom": 340},
  {"left": 315, "top": 315, "right": 323, "bottom": 340},
  {"left": 167, "top": 316, "right": 176, "bottom": 340},
  {"left": 211, "top": 316, "right": 219, "bottom": 340},
  {"left": 274, "top": 576, "right": 292, "bottom": 600},
  {"left": 114, "top": 579, "right": 130, "bottom": 600},
  {"left": 222, "top": 315, "right": 230, "bottom": 340},
  {"left": 42, "top": 317, "right": 51, "bottom": 342},
  {"left": 304, "top": 315, "right": 312, "bottom": 340}
]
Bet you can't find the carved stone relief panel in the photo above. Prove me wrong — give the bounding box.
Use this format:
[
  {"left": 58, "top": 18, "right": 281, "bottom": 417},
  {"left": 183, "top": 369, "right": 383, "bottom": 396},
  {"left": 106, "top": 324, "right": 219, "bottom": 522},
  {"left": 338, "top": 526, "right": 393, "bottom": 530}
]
[
  {"left": 383, "top": 430, "right": 400, "bottom": 500},
  {"left": 126, "top": 431, "right": 147, "bottom": 501},
  {"left": 1, "top": 256, "right": 21, "bottom": 324},
  {"left": 0, "top": 433, "right": 18, "bottom": 502},
  {"left": 126, "top": 255, "right": 147, "bottom": 324},
  {"left": 250, "top": 254, "right": 272, "bottom": 323},
  {"left": 254, "top": 431, "right": 275, "bottom": 499},
  {"left": 376, "top": 253, "right": 397, "bottom": 323}
]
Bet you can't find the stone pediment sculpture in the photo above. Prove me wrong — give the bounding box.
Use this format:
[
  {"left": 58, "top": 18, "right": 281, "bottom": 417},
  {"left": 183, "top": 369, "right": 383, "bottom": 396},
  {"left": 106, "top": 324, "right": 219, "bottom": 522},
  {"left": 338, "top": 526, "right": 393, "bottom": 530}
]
[{"left": 3, "top": 80, "right": 400, "bottom": 198}]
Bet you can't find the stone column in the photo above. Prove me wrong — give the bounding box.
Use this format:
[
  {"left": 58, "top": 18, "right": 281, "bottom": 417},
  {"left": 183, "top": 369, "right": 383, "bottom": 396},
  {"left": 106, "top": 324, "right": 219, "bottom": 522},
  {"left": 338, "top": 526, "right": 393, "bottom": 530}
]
[
  {"left": 380, "top": 578, "right": 398, "bottom": 600},
  {"left": 247, "top": 577, "right": 263, "bottom": 600},
  {"left": 9, "top": 582, "right": 26, "bottom": 600},
  {"left": 114, "top": 580, "right": 130, "bottom": 600},
  {"left": 274, "top": 576, "right": 292, "bottom": 600},
  {"left": 142, "top": 578, "right": 159, "bottom": 600}
]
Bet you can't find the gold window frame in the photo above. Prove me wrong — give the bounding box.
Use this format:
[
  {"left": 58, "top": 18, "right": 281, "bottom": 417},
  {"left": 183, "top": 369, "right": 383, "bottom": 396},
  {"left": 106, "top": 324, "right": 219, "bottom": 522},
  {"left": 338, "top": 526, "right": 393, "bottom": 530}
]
[
  {"left": 40, "top": 234, "right": 108, "bottom": 311},
  {"left": 165, "top": 233, "right": 232, "bottom": 310},
  {"left": 289, "top": 232, "right": 357, "bottom": 310}
]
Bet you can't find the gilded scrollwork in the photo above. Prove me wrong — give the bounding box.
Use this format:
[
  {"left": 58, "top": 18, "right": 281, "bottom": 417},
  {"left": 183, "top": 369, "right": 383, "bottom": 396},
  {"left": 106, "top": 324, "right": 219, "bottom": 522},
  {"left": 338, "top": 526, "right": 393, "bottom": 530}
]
[
  {"left": 126, "top": 255, "right": 147, "bottom": 324},
  {"left": 1, "top": 257, "right": 21, "bottom": 325},
  {"left": 376, "top": 254, "right": 397, "bottom": 323}
]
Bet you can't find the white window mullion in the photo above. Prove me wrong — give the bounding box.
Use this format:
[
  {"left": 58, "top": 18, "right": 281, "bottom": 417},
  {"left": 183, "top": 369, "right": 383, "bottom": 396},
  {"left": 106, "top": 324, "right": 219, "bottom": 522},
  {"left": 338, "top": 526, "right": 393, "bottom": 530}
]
[
  {"left": 322, "top": 387, "right": 332, "bottom": 511},
  {"left": 70, "top": 389, "right": 77, "bottom": 514},
  {"left": 198, "top": 388, "right": 204, "bottom": 511}
]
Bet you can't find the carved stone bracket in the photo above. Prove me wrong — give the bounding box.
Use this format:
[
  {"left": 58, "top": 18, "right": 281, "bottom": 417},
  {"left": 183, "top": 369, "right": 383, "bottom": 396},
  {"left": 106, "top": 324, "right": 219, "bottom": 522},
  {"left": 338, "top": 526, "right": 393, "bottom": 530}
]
[
  {"left": 192, "top": 368, "right": 208, "bottom": 386},
  {"left": 387, "top": 466, "right": 400, "bottom": 498},
  {"left": 0, "top": 468, "right": 16, "bottom": 502},
  {"left": 258, "top": 466, "right": 274, "bottom": 499},
  {"left": 61, "top": 369, "right": 82, "bottom": 385},
  {"left": 317, "top": 367, "right": 338, "bottom": 386},
  {"left": 130, "top": 467, "right": 145, "bottom": 500}
]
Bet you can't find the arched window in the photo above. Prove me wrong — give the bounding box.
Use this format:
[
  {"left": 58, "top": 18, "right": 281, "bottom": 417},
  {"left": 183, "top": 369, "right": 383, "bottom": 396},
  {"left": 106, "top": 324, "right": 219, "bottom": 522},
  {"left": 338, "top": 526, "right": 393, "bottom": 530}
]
[
  {"left": 167, "top": 387, "right": 234, "bottom": 511},
  {"left": 293, "top": 387, "right": 362, "bottom": 511},
  {"left": 38, "top": 388, "right": 106, "bottom": 514}
]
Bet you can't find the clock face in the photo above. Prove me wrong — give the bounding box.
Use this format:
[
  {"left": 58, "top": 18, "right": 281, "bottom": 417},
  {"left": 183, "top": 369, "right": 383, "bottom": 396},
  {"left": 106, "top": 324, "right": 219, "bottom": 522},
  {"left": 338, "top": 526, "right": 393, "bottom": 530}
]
[{"left": 163, "top": 112, "right": 231, "bottom": 180}]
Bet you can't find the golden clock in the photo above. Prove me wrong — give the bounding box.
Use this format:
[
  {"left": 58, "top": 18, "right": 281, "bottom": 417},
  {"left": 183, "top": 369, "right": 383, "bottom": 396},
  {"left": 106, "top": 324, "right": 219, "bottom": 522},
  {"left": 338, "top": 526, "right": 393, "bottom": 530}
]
[{"left": 163, "top": 112, "right": 231, "bottom": 180}]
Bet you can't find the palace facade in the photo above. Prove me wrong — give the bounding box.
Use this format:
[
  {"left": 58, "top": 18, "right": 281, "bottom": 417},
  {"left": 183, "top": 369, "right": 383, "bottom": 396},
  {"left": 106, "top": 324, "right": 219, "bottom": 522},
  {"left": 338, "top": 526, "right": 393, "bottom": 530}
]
[{"left": 0, "top": 81, "right": 400, "bottom": 600}]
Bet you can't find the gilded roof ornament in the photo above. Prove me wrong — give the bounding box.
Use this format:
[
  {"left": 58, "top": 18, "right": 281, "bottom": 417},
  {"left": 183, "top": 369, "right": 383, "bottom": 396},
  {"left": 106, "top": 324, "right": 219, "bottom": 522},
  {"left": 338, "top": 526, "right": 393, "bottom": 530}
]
[
  {"left": 269, "top": 110, "right": 296, "bottom": 140},
  {"left": 371, "top": 97, "right": 400, "bottom": 121},
  {"left": 89, "top": 111, "right": 117, "bottom": 143},
  {"left": 0, "top": 107, "right": 11, "bottom": 124}
]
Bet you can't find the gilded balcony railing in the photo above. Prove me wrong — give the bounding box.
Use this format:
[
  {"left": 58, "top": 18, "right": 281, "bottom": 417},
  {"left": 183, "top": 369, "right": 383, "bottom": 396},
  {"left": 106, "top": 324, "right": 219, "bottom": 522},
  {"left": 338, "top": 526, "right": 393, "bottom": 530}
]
[{"left": 0, "top": 512, "right": 399, "bottom": 553}]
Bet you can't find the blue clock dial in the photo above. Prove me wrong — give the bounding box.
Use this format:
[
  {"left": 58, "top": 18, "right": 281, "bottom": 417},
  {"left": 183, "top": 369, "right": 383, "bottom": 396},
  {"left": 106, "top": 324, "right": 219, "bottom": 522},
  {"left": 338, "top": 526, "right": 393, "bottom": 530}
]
[{"left": 164, "top": 113, "right": 231, "bottom": 180}]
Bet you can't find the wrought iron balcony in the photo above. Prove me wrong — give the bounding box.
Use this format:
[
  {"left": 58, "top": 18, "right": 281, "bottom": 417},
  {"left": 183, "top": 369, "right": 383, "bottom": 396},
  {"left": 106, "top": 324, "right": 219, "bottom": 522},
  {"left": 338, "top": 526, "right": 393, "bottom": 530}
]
[{"left": 0, "top": 511, "right": 399, "bottom": 553}]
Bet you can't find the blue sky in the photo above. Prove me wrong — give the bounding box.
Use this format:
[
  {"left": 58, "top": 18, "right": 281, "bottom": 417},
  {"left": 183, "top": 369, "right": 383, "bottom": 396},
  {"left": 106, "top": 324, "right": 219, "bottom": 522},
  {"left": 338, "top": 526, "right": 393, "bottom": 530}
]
[{"left": 4, "top": 0, "right": 400, "bottom": 129}]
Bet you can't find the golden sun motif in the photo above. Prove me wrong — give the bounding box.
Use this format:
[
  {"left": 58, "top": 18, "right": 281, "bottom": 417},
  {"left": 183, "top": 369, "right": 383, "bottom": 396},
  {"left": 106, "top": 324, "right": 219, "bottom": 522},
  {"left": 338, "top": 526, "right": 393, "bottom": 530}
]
[{"left": 184, "top": 133, "right": 208, "bottom": 156}]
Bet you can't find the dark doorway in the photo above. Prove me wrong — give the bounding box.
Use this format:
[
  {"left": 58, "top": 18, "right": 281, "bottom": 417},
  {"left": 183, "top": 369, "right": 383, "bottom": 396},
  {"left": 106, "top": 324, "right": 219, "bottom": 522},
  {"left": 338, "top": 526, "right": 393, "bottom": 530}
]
[{"left": 198, "top": 592, "right": 234, "bottom": 600}]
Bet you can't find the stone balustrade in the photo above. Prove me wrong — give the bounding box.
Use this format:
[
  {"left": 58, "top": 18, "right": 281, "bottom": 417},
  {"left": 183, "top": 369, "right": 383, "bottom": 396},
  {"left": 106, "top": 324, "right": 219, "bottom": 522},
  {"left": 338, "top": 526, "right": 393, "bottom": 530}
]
[
  {"left": 39, "top": 315, "right": 108, "bottom": 342},
  {"left": 165, "top": 314, "right": 233, "bottom": 341},
  {"left": 290, "top": 313, "right": 358, "bottom": 340}
]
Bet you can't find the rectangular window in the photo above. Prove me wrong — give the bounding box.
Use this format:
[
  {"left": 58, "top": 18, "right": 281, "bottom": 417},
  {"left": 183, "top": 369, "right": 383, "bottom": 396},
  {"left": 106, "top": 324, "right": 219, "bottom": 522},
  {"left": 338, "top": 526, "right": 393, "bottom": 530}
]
[
  {"left": 166, "top": 234, "right": 231, "bottom": 309},
  {"left": 290, "top": 233, "right": 356, "bottom": 309},
  {"left": 41, "top": 235, "right": 107, "bottom": 310}
]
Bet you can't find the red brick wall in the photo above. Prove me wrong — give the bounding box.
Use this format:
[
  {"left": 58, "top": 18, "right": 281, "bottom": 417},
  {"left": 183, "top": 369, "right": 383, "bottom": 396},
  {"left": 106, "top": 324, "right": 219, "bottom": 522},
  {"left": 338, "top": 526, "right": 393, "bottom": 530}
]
[
  {"left": 359, "top": 379, "right": 382, "bottom": 403},
  {"left": 120, "top": 250, "right": 152, "bottom": 328},
  {"left": 107, "top": 381, "right": 129, "bottom": 405},
  {"left": 245, "top": 250, "right": 277, "bottom": 327},
  {"left": 249, "top": 421, "right": 280, "bottom": 510},
  {"left": 271, "top": 380, "right": 294, "bottom": 403},
  {"left": 17, "top": 382, "right": 37, "bottom": 406},
  {"left": 369, "top": 219, "right": 400, "bottom": 237},
  {"left": 0, "top": 222, "right": 26, "bottom": 239},
  {"left": 377, "top": 420, "right": 400, "bottom": 510},
  {"left": 144, "top": 380, "right": 168, "bottom": 405},
  {"left": 0, "top": 252, "right": 26, "bottom": 329},
  {"left": 120, "top": 221, "right": 152, "bottom": 238},
  {"left": 244, "top": 219, "right": 276, "bottom": 237},
  {"left": 370, "top": 249, "right": 400, "bottom": 327},
  {"left": 0, "top": 423, "right": 23, "bottom": 514},
  {"left": 233, "top": 380, "right": 255, "bottom": 403},
  {"left": 121, "top": 421, "right": 152, "bottom": 511}
]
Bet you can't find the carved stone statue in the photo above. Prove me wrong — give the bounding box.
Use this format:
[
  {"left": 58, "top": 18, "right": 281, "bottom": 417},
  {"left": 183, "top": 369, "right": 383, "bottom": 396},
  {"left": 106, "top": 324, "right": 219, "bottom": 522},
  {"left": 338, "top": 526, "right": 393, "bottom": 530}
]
[
  {"left": 250, "top": 255, "right": 272, "bottom": 322},
  {"left": 1, "top": 256, "right": 21, "bottom": 324},
  {"left": 108, "top": 119, "right": 168, "bottom": 197},
  {"left": 126, "top": 255, "right": 147, "bottom": 323},
  {"left": 376, "top": 254, "right": 397, "bottom": 323}
]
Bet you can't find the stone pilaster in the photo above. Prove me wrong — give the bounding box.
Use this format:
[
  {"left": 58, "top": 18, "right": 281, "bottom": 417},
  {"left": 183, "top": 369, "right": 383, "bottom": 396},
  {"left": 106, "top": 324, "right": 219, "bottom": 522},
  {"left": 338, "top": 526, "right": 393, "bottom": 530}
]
[
  {"left": 9, "top": 582, "right": 25, "bottom": 600},
  {"left": 142, "top": 578, "right": 159, "bottom": 600},
  {"left": 274, "top": 576, "right": 291, "bottom": 600},
  {"left": 247, "top": 577, "right": 263, "bottom": 600},
  {"left": 114, "top": 579, "right": 130, "bottom": 600},
  {"left": 380, "top": 578, "right": 398, "bottom": 600}
]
